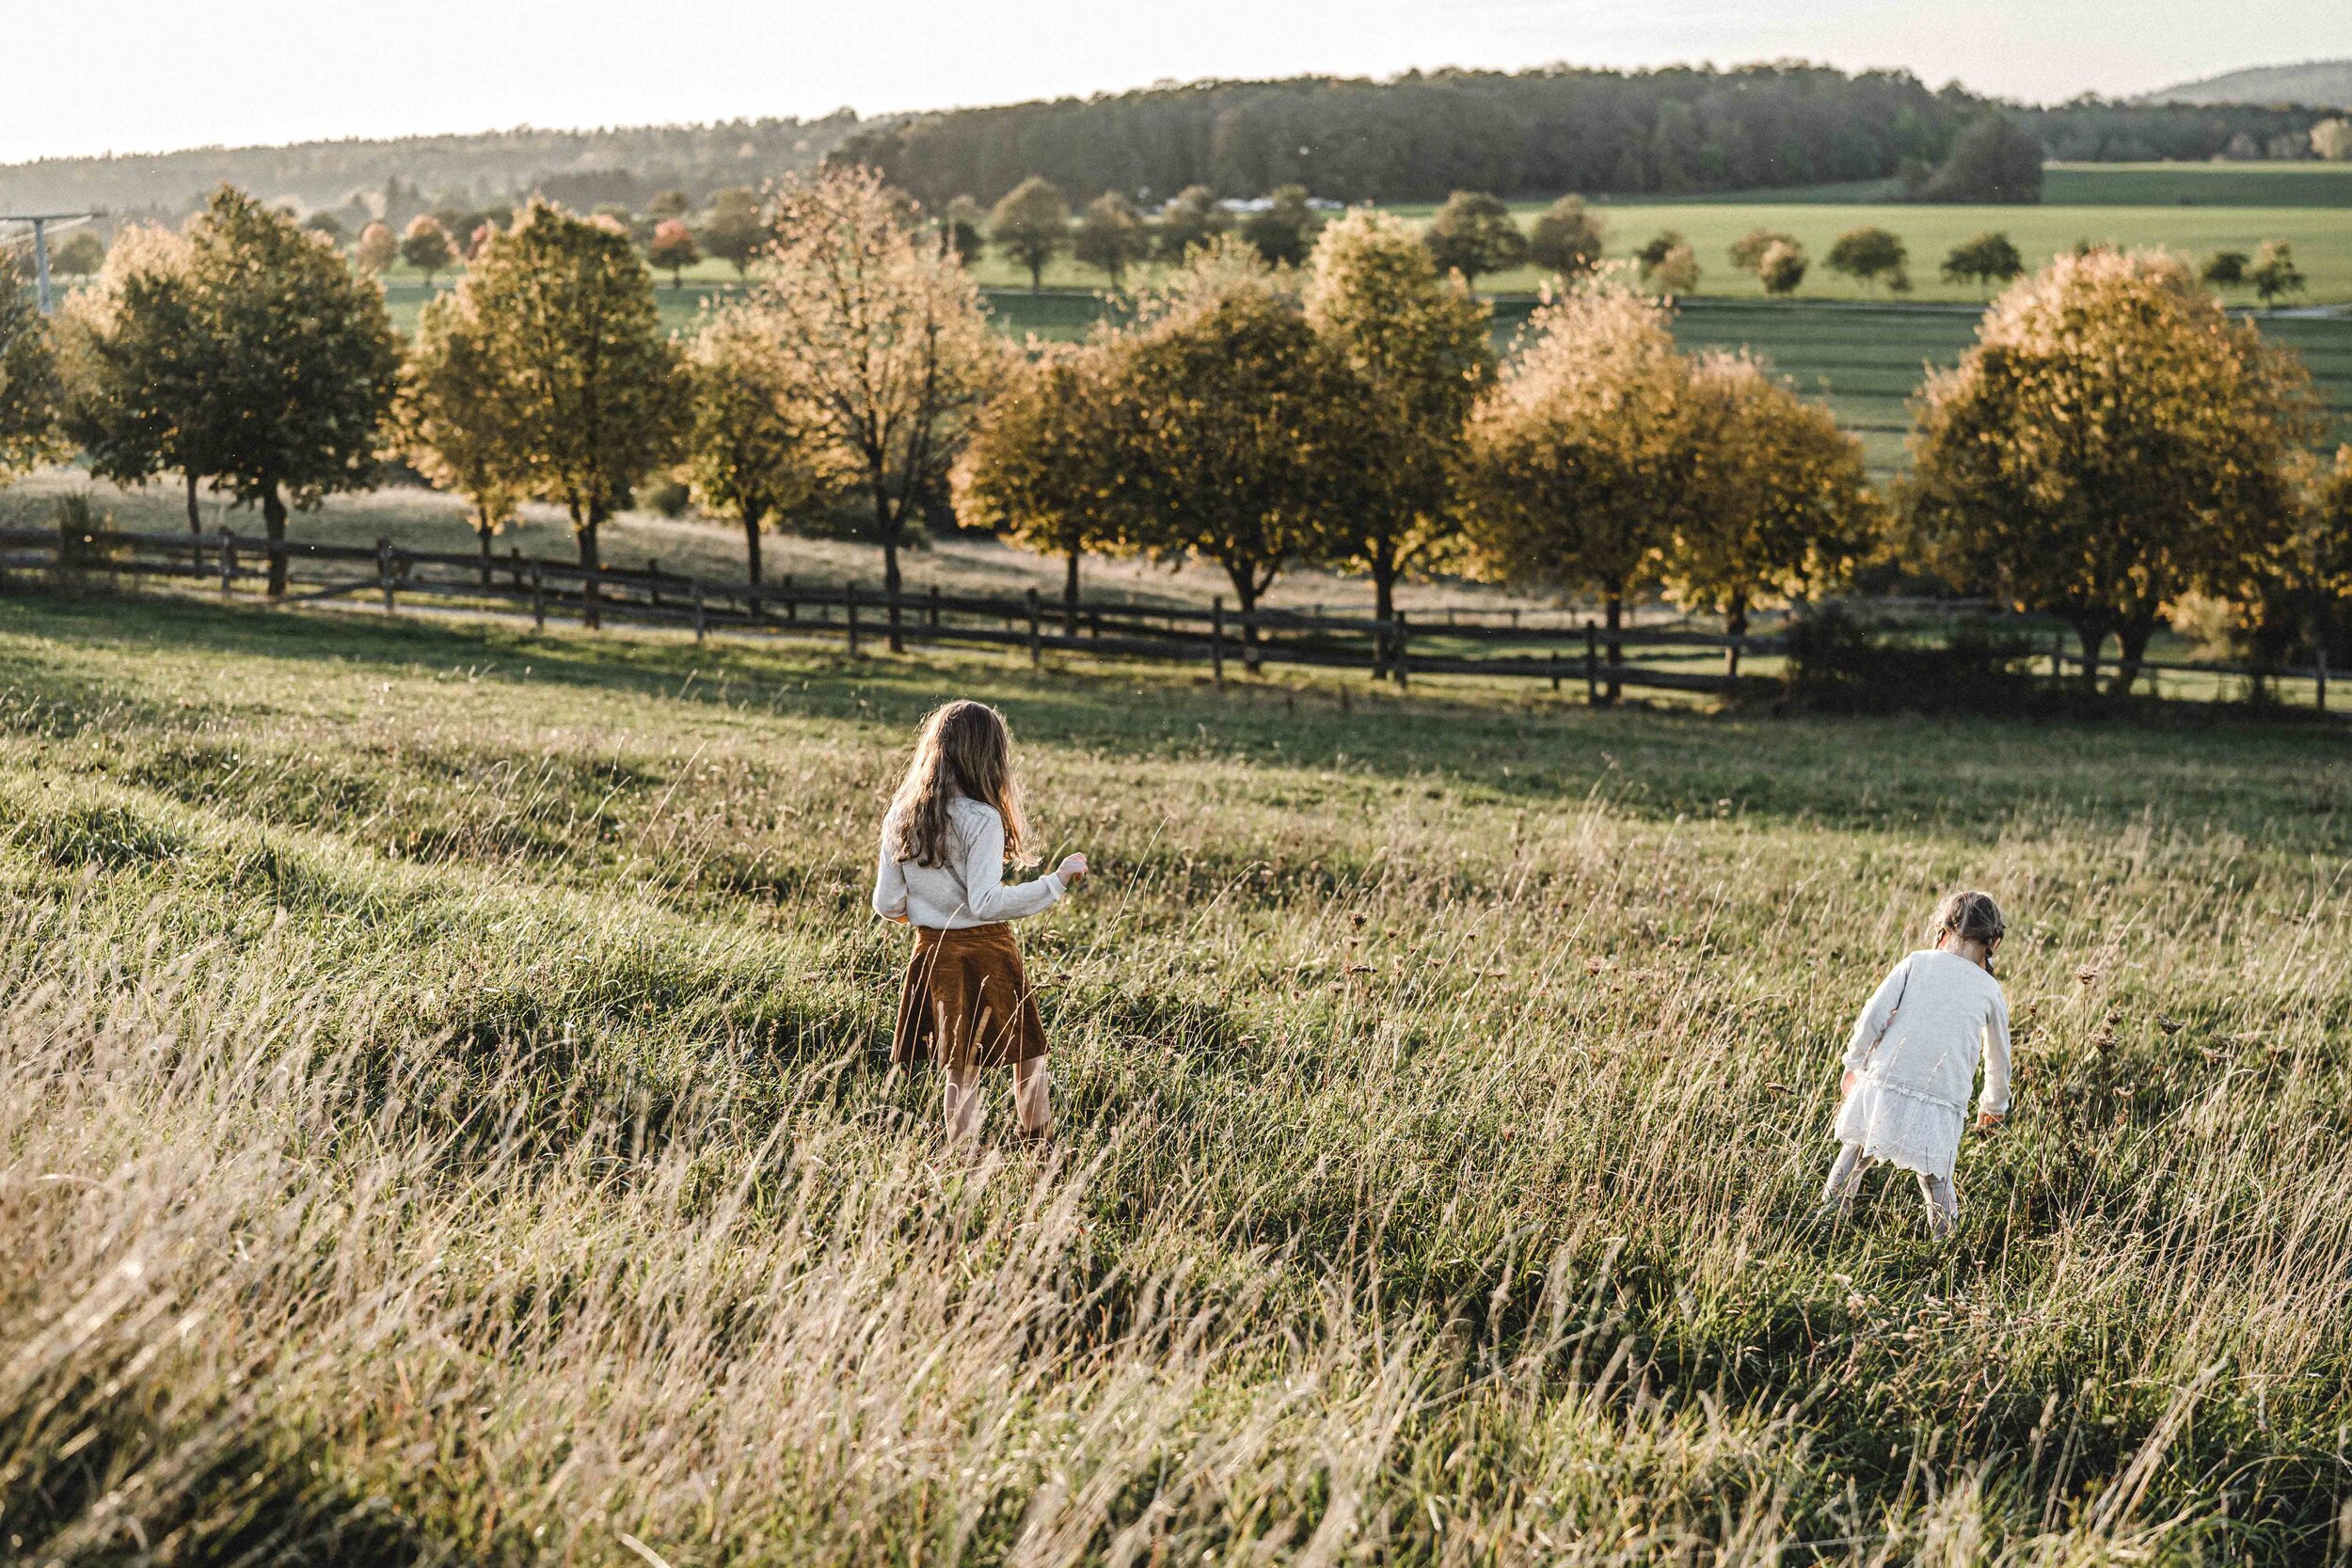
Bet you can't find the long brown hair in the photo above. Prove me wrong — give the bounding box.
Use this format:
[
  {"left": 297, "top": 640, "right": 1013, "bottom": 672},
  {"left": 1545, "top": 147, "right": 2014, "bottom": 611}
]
[
  {"left": 886, "top": 700, "right": 1033, "bottom": 868},
  {"left": 1927, "top": 890, "right": 2006, "bottom": 947}
]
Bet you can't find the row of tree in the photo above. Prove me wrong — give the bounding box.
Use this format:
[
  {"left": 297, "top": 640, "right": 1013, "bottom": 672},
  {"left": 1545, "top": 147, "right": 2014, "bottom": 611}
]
[{"left": 2, "top": 174, "right": 2344, "bottom": 694}]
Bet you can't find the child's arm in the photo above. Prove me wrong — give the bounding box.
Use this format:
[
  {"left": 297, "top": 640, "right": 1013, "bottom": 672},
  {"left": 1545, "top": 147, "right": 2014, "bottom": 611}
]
[
  {"left": 958, "top": 810, "right": 1067, "bottom": 923},
  {"left": 1841, "top": 957, "right": 1912, "bottom": 1080},
  {"left": 1978, "top": 990, "right": 2012, "bottom": 1127},
  {"left": 872, "top": 835, "right": 910, "bottom": 925}
]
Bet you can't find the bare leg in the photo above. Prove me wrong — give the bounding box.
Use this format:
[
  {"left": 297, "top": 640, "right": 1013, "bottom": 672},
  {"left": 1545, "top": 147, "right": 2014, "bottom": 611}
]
[
  {"left": 944, "top": 1064, "right": 984, "bottom": 1143},
  {"left": 1916, "top": 1171, "right": 1958, "bottom": 1240},
  {"left": 1012, "top": 1055, "right": 1051, "bottom": 1136},
  {"left": 1820, "top": 1142, "right": 1867, "bottom": 1215}
]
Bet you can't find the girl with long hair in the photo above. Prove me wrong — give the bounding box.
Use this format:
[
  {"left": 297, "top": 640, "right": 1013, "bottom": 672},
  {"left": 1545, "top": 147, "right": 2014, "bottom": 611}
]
[{"left": 873, "top": 700, "right": 1088, "bottom": 1147}]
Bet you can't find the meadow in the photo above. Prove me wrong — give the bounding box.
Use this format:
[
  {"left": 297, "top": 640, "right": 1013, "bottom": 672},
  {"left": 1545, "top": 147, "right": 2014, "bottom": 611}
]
[{"left": 5, "top": 578, "right": 2350, "bottom": 1565}]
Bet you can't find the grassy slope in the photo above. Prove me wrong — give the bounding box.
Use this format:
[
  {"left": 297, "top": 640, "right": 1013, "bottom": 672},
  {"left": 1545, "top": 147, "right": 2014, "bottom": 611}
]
[{"left": 5, "top": 588, "right": 2351, "bottom": 1563}]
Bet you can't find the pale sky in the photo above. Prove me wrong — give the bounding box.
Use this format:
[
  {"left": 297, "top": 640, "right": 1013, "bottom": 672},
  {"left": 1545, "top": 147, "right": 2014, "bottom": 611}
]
[{"left": 8, "top": 0, "right": 2347, "bottom": 165}]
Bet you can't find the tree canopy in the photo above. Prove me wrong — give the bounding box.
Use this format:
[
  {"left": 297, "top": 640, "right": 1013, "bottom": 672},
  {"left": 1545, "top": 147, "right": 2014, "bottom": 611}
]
[
  {"left": 457, "top": 199, "right": 689, "bottom": 620},
  {"left": 1422, "top": 191, "right": 1526, "bottom": 288},
  {"left": 1915, "top": 115, "right": 2044, "bottom": 204},
  {"left": 1526, "top": 196, "right": 1605, "bottom": 279},
  {"left": 0, "top": 253, "right": 64, "bottom": 485},
  {"left": 1303, "top": 209, "right": 1494, "bottom": 630},
  {"left": 1072, "top": 192, "right": 1151, "bottom": 289},
  {"left": 1826, "top": 227, "right": 1908, "bottom": 293},
  {"left": 700, "top": 186, "right": 766, "bottom": 276},
  {"left": 1907, "top": 247, "right": 2317, "bottom": 692},
  {"left": 756, "top": 166, "right": 1007, "bottom": 649},
  {"left": 1941, "top": 231, "right": 2024, "bottom": 293},
  {"left": 682, "top": 301, "right": 841, "bottom": 609},
  {"left": 990, "top": 176, "right": 1072, "bottom": 292}
]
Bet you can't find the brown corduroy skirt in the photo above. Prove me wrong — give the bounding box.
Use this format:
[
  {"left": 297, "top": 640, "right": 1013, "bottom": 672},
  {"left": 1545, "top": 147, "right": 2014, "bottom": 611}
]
[{"left": 892, "top": 922, "right": 1049, "bottom": 1070}]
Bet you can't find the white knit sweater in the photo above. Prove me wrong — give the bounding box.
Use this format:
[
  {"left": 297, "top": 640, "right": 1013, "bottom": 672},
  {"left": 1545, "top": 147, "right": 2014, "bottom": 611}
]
[
  {"left": 872, "top": 797, "right": 1065, "bottom": 929},
  {"left": 1835, "top": 948, "right": 2011, "bottom": 1180}
]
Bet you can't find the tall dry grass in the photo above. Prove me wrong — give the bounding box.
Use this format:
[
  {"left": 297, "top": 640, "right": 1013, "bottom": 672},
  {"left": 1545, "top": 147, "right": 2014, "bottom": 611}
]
[{"left": 3, "top": 591, "right": 2349, "bottom": 1564}]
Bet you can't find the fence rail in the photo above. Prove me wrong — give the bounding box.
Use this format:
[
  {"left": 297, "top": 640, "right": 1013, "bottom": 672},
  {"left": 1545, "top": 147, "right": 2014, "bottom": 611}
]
[{"left": 1, "top": 525, "right": 2336, "bottom": 710}]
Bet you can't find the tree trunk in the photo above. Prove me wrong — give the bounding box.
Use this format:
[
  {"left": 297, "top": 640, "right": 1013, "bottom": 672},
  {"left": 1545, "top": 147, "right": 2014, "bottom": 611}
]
[
  {"left": 1372, "top": 555, "right": 1398, "bottom": 683},
  {"left": 476, "top": 509, "right": 494, "bottom": 587},
  {"left": 1029, "top": 259, "right": 1043, "bottom": 293},
  {"left": 1232, "top": 571, "right": 1263, "bottom": 674},
  {"left": 2112, "top": 617, "right": 2157, "bottom": 698},
  {"left": 1063, "top": 546, "right": 1080, "bottom": 637},
  {"left": 875, "top": 480, "right": 904, "bottom": 653},
  {"left": 742, "top": 500, "right": 766, "bottom": 619},
  {"left": 262, "top": 482, "right": 289, "bottom": 597},
  {"left": 577, "top": 502, "right": 602, "bottom": 630},
  {"left": 1724, "top": 592, "right": 1749, "bottom": 678},
  {"left": 1603, "top": 590, "right": 1624, "bottom": 705},
  {"left": 185, "top": 472, "right": 201, "bottom": 569},
  {"left": 2070, "top": 618, "right": 2108, "bottom": 695}
]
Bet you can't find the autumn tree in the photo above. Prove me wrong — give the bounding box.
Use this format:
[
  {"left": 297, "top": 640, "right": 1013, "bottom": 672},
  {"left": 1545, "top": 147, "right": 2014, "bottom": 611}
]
[
  {"left": 682, "top": 301, "right": 840, "bottom": 613},
  {"left": 1941, "top": 231, "right": 2024, "bottom": 293},
  {"left": 2201, "top": 250, "right": 2249, "bottom": 291},
  {"left": 1635, "top": 230, "right": 1686, "bottom": 272},
  {"left": 991, "top": 176, "right": 1071, "bottom": 291},
  {"left": 1239, "top": 185, "right": 1324, "bottom": 266},
  {"left": 1303, "top": 209, "right": 1494, "bottom": 645},
  {"left": 400, "top": 214, "right": 456, "bottom": 286},
  {"left": 1526, "top": 195, "right": 1606, "bottom": 279},
  {"left": 0, "top": 253, "right": 64, "bottom": 484},
  {"left": 355, "top": 221, "right": 396, "bottom": 276},
  {"left": 1728, "top": 229, "right": 1797, "bottom": 274},
  {"left": 955, "top": 339, "right": 1136, "bottom": 631},
  {"left": 2249, "top": 241, "right": 2306, "bottom": 308},
  {"left": 462, "top": 200, "right": 689, "bottom": 625},
  {"left": 1155, "top": 185, "right": 1230, "bottom": 261},
  {"left": 940, "top": 196, "right": 988, "bottom": 265},
  {"left": 647, "top": 217, "right": 700, "bottom": 287},
  {"left": 52, "top": 230, "right": 106, "bottom": 278},
  {"left": 397, "top": 289, "right": 522, "bottom": 582},
  {"left": 1422, "top": 191, "right": 1526, "bottom": 288},
  {"left": 52, "top": 224, "right": 215, "bottom": 533},
  {"left": 1073, "top": 192, "right": 1151, "bottom": 289},
  {"left": 756, "top": 166, "right": 1006, "bottom": 651},
  {"left": 1669, "top": 352, "right": 1876, "bottom": 673},
  {"left": 1645, "top": 242, "right": 1700, "bottom": 295},
  {"left": 1758, "top": 241, "right": 1807, "bottom": 296},
  {"left": 1465, "top": 279, "right": 1704, "bottom": 701},
  {"left": 1907, "top": 248, "right": 2316, "bottom": 693},
  {"left": 1113, "top": 246, "right": 1360, "bottom": 662},
  {"left": 701, "top": 186, "right": 766, "bottom": 277},
  {"left": 1827, "top": 227, "right": 1908, "bottom": 293}
]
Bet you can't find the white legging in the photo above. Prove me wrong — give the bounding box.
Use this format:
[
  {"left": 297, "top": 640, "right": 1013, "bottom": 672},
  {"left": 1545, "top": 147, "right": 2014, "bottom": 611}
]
[
  {"left": 1822, "top": 1142, "right": 1958, "bottom": 1238},
  {"left": 944, "top": 1056, "right": 1050, "bottom": 1142}
]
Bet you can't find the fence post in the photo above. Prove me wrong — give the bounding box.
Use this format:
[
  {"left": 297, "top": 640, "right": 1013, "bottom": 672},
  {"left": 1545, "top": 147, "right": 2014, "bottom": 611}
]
[
  {"left": 531, "top": 564, "right": 545, "bottom": 629},
  {"left": 377, "top": 537, "right": 395, "bottom": 612},
  {"left": 2050, "top": 631, "right": 2064, "bottom": 681},
  {"left": 846, "top": 581, "right": 861, "bottom": 656},
  {"left": 1211, "top": 596, "right": 1225, "bottom": 691},
  {"left": 1026, "top": 588, "right": 1041, "bottom": 667},
  {"left": 1550, "top": 649, "right": 1562, "bottom": 693},
  {"left": 218, "top": 528, "right": 234, "bottom": 595},
  {"left": 929, "top": 583, "right": 941, "bottom": 628},
  {"left": 510, "top": 546, "right": 523, "bottom": 588},
  {"left": 778, "top": 573, "right": 795, "bottom": 625},
  {"left": 693, "top": 581, "right": 707, "bottom": 643},
  {"left": 647, "top": 560, "right": 661, "bottom": 610},
  {"left": 1584, "top": 620, "right": 1599, "bottom": 705},
  {"left": 2316, "top": 644, "right": 2328, "bottom": 713},
  {"left": 1392, "top": 610, "right": 1409, "bottom": 691}
]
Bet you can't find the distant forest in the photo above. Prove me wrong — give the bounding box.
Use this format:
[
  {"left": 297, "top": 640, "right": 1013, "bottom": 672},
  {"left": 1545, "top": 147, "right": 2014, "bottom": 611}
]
[
  {"left": 0, "top": 115, "right": 862, "bottom": 224},
  {"left": 0, "top": 62, "right": 2337, "bottom": 225},
  {"left": 836, "top": 67, "right": 2336, "bottom": 206}
]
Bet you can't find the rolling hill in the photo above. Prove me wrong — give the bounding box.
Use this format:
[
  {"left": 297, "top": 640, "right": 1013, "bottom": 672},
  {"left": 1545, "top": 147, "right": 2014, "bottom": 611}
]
[{"left": 2143, "top": 59, "right": 2352, "bottom": 108}]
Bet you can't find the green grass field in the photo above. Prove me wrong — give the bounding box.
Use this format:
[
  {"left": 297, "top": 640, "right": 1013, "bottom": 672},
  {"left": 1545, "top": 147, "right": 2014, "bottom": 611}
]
[{"left": 5, "top": 584, "right": 2348, "bottom": 1563}]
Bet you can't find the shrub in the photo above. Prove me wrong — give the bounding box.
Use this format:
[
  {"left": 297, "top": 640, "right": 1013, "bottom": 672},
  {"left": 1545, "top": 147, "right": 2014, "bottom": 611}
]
[
  {"left": 1774, "top": 606, "right": 2047, "bottom": 714},
  {"left": 640, "top": 475, "right": 691, "bottom": 517}
]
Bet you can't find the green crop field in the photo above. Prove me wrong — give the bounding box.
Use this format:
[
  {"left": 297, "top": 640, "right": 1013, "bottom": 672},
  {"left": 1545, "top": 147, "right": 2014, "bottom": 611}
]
[{"left": 5, "top": 583, "right": 2349, "bottom": 1563}]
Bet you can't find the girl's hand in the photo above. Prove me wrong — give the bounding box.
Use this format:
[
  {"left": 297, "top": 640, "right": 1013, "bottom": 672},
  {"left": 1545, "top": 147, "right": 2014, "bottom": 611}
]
[
  {"left": 1977, "top": 1112, "right": 2002, "bottom": 1132},
  {"left": 1058, "top": 853, "right": 1089, "bottom": 889},
  {"left": 1840, "top": 1069, "right": 1857, "bottom": 1099}
]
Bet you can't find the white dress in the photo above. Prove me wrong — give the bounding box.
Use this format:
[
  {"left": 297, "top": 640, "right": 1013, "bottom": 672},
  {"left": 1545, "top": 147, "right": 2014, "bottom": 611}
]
[{"left": 1835, "top": 949, "right": 2011, "bottom": 1182}]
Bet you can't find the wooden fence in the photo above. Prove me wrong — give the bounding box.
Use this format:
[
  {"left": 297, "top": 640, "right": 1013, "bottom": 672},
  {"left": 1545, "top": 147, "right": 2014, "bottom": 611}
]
[
  {"left": 2, "top": 524, "right": 2338, "bottom": 710},
  {"left": 0, "top": 524, "right": 1774, "bottom": 699}
]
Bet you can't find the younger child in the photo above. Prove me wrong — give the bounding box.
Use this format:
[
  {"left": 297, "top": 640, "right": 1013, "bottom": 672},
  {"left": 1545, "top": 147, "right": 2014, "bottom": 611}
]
[
  {"left": 1821, "top": 890, "right": 2011, "bottom": 1239},
  {"left": 873, "top": 700, "right": 1088, "bottom": 1147}
]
